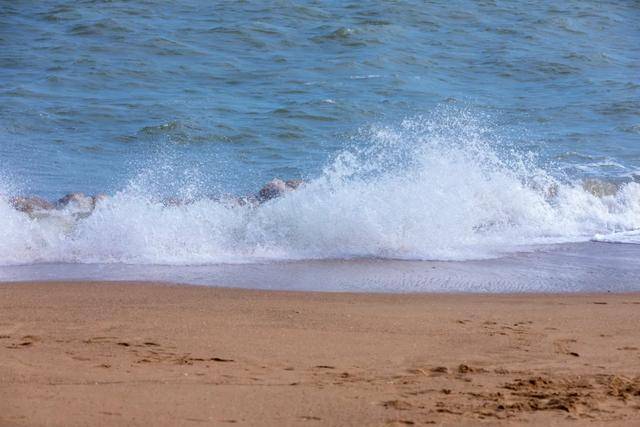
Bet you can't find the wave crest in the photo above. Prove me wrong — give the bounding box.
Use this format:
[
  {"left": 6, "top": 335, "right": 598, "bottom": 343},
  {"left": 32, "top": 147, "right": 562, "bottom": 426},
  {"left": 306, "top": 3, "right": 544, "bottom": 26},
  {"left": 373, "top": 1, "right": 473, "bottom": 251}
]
[{"left": 1, "top": 114, "right": 639, "bottom": 265}]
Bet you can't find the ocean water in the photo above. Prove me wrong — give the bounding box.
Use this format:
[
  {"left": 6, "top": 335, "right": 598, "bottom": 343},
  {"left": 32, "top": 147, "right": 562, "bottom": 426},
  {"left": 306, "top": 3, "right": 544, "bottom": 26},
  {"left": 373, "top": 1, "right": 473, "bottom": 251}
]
[{"left": 1, "top": 1, "right": 639, "bottom": 279}]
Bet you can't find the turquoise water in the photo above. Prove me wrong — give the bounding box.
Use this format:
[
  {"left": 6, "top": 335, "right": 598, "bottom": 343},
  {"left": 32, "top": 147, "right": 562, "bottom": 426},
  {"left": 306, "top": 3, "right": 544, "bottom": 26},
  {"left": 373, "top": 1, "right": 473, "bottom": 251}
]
[{"left": 0, "top": 1, "right": 639, "bottom": 268}]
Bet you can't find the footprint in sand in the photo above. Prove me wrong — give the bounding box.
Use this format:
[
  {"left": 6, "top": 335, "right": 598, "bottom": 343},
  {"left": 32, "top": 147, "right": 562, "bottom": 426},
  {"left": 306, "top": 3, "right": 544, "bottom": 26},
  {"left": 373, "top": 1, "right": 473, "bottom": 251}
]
[
  {"left": 382, "top": 400, "right": 413, "bottom": 410},
  {"left": 6, "top": 335, "right": 40, "bottom": 349},
  {"left": 83, "top": 336, "right": 118, "bottom": 344},
  {"left": 386, "top": 420, "right": 415, "bottom": 425},
  {"left": 554, "top": 339, "right": 580, "bottom": 357}
]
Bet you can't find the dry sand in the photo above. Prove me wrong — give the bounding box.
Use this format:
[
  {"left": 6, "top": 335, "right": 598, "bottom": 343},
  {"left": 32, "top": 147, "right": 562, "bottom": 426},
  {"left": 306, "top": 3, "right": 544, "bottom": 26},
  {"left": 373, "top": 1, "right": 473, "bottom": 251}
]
[{"left": 1, "top": 282, "right": 639, "bottom": 426}]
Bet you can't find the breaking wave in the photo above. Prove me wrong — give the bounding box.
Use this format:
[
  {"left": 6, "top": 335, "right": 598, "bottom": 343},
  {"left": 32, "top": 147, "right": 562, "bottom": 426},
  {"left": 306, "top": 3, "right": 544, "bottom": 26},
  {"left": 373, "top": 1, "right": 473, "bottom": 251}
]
[{"left": 1, "top": 113, "right": 639, "bottom": 265}]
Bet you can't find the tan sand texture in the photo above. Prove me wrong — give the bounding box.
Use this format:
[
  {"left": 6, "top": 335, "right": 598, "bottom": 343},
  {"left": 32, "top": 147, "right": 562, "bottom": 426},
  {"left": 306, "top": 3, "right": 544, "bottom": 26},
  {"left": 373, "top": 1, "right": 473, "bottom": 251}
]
[{"left": 1, "top": 282, "right": 639, "bottom": 426}]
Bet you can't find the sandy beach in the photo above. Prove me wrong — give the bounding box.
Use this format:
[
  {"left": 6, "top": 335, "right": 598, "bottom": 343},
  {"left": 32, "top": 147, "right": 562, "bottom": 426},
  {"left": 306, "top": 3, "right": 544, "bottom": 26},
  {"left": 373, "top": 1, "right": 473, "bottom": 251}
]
[{"left": 0, "top": 282, "right": 639, "bottom": 426}]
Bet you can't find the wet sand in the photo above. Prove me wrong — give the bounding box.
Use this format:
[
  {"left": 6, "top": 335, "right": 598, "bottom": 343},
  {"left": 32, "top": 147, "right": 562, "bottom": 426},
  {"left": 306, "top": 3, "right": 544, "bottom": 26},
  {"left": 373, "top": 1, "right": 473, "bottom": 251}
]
[{"left": 1, "top": 282, "right": 639, "bottom": 426}]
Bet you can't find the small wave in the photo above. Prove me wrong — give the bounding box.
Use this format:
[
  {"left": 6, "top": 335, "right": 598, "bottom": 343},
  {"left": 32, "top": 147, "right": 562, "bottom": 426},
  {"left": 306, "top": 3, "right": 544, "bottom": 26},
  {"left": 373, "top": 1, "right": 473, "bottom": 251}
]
[
  {"left": 1, "top": 113, "right": 639, "bottom": 266},
  {"left": 69, "top": 18, "right": 131, "bottom": 37},
  {"left": 593, "top": 230, "right": 640, "bottom": 245}
]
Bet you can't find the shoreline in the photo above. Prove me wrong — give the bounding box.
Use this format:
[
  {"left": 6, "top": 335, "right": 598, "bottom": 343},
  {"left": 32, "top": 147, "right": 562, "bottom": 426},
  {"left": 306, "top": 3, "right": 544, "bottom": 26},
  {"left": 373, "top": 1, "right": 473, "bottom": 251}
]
[
  {"left": 2, "top": 241, "right": 640, "bottom": 293},
  {"left": 2, "top": 281, "right": 640, "bottom": 426},
  {"left": 3, "top": 278, "right": 640, "bottom": 295}
]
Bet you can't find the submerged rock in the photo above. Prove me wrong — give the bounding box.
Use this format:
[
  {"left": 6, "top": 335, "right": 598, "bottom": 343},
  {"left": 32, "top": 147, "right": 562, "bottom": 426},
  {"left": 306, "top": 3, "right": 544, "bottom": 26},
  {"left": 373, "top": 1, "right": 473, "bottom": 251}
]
[
  {"left": 8, "top": 193, "right": 109, "bottom": 219},
  {"left": 162, "top": 196, "right": 188, "bottom": 207},
  {"left": 6, "top": 178, "right": 303, "bottom": 217},
  {"left": 258, "top": 178, "right": 287, "bottom": 201},
  {"left": 92, "top": 193, "right": 108, "bottom": 205},
  {"left": 257, "top": 178, "right": 304, "bottom": 202},
  {"left": 225, "top": 195, "right": 257, "bottom": 207},
  {"left": 582, "top": 179, "right": 619, "bottom": 197},
  {"left": 56, "top": 192, "right": 107, "bottom": 218},
  {"left": 285, "top": 179, "right": 304, "bottom": 190},
  {"left": 57, "top": 192, "right": 94, "bottom": 210},
  {"left": 9, "top": 196, "right": 54, "bottom": 214}
]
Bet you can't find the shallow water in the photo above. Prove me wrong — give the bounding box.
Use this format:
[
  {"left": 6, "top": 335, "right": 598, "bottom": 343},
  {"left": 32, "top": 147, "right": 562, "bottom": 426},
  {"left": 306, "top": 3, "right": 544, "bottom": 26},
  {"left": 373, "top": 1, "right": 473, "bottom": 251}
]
[
  {"left": 1, "top": 242, "right": 639, "bottom": 293},
  {"left": 1, "top": 1, "right": 639, "bottom": 283}
]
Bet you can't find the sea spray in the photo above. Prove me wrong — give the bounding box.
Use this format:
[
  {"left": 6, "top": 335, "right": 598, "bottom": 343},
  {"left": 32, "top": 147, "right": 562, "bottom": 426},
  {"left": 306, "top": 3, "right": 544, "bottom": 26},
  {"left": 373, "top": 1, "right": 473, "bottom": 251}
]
[{"left": 0, "top": 114, "right": 639, "bottom": 265}]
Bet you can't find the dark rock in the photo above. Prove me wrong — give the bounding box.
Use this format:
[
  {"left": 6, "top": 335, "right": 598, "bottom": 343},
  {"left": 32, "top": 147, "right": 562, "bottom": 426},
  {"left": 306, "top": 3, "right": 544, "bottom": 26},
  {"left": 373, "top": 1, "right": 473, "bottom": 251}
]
[
  {"left": 162, "top": 197, "right": 197, "bottom": 207},
  {"left": 162, "top": 197, "right": 185, "bottom": 207},
  {"left": 56, "top": 192, "right": 94, "bottom": 210},
  {"left": 285, "top": 179, "right": 304, "bottom": 190},
  {"left": 257, "top": 178, "right": 304, "bottom": 202},
  {"left": 92, "top": 194, "right": 108, "bottom": 205},
  {"left": 9, "top": 196, "right": 54, "bottom": 214},
  {"left": 56, "top": 193, "right": 99, "bottom": 219},
  {"left": 582, "top": 179, "right": 618, "bottom": 197},
  {"left": 233, "top": 196, "right": 258, "bottom": 207},
  {"left": 258, "top": 178, "right": 287, "bottom": 202}
]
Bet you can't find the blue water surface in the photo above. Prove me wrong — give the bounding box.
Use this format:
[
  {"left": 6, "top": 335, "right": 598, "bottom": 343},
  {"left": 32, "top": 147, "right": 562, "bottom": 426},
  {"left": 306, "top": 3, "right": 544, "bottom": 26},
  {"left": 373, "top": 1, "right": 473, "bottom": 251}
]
[{"left": 1, "top": 0, "right": 638, "bottom": 199}]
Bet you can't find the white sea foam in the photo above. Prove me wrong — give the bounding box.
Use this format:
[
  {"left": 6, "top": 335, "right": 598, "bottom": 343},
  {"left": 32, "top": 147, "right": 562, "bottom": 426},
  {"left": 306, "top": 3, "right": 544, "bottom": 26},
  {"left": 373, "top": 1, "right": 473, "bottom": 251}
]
[
  {"left": 593, "top": 230, "right": 640, "bottom": 245},
  {"left": 1, "top": 114, "right": 639, "bottom": 265}
]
